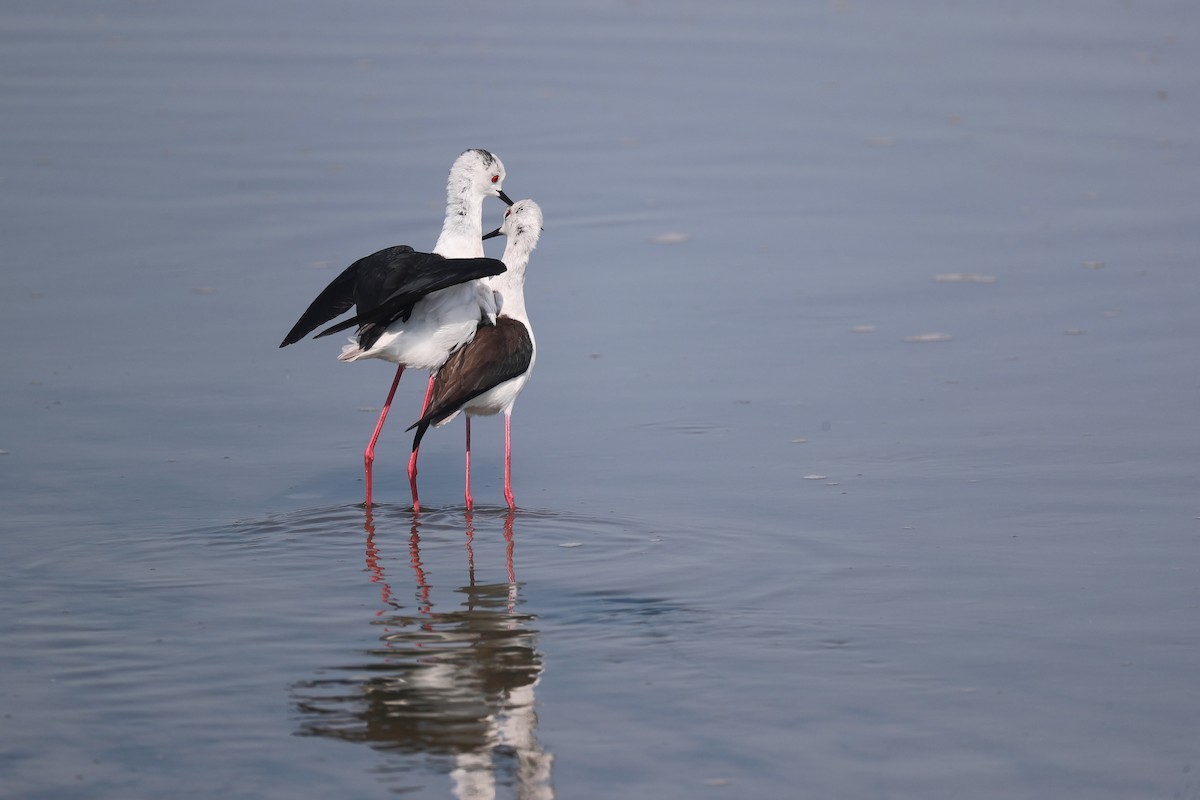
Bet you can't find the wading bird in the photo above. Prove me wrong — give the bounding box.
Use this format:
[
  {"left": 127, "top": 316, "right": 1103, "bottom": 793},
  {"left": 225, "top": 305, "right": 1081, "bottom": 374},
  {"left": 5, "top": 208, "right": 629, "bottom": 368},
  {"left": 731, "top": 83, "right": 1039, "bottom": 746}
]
[
  {"left": 280, "top": 149, "right": 514, "bottom": 507},
  {"left": 407, "top": 199, "right": 543, "bottom": 511}
]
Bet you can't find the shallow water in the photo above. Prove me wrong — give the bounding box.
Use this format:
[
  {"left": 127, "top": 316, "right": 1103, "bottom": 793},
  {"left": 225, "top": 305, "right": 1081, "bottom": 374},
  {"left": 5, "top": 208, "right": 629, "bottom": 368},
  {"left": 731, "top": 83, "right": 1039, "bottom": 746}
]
[{"left": 3, "top": 1, "right": 1200, "bottom": 797}]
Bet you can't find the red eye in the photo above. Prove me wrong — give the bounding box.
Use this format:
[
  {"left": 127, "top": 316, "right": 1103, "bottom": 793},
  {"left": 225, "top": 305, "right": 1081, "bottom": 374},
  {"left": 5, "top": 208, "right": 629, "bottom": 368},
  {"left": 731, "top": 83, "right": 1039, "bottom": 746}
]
[{"left": 490, "top": 175, "right": 499, "bottom": 184}]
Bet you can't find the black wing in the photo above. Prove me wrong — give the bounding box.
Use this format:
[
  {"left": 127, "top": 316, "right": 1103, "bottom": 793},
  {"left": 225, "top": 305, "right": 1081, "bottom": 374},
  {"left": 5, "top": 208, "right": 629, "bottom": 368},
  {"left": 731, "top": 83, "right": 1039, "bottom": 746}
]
[
  {"left": 279, "top": 246, "right": 506, "bottom": 348},
  {"left": 313, "top": 255, "right": 506, "bottom": 340},
  {"left": 279, "top": 245, "right": 416, "bottom": 347},
  {"left": 406, "top": 317, "right": 533, "bottom": 451}
]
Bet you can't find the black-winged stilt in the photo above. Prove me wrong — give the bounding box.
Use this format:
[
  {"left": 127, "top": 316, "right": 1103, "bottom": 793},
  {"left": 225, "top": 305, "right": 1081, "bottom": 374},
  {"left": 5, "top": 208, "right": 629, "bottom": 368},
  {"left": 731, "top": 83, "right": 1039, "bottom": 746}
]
[
  {"left": 407, "top": 199, "right": 543, "bottom": 511},
  {"left": 279, "top": 149, "right": 514, "bottom": 508}
]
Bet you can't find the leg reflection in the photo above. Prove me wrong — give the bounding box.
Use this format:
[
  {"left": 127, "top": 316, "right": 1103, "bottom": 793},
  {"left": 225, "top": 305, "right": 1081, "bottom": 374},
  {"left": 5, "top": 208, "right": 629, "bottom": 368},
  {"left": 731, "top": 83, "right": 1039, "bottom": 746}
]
[{"left": 293, "top": 507, "right": 554, "bottom": 798}]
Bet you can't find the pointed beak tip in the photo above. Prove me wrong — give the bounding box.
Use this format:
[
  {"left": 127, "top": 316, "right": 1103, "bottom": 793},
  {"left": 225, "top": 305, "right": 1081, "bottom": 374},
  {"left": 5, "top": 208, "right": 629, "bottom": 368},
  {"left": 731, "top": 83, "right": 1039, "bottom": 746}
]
[
  {"left": 482, "top": 228, "right": 502, "bottom": 240},
  {"left": 498, "top": 190, "right": 515, "bottom": 207}
]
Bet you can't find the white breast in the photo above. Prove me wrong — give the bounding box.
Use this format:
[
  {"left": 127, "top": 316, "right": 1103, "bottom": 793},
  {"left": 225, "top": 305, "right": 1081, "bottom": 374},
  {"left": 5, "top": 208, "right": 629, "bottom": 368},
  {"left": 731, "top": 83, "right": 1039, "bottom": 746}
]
[{"left": 338, "top": 282, "right": 493, "bottom": 370}]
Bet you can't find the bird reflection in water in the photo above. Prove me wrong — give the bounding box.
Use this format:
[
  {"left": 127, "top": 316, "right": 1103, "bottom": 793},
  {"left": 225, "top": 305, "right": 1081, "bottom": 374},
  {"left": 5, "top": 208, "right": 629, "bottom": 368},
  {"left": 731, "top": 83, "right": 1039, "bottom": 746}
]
[{"left": 294, "top": 508, "right": 553, "bottom": 799}]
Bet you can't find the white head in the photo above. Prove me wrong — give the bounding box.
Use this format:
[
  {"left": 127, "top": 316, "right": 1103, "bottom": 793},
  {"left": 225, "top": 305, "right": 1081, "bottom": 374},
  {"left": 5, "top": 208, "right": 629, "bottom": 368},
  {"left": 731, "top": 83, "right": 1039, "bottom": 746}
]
[
  {"left": 483, "top": 199, "right": 543, "bottom": 252},
  {"left": 447, "top": 148, "right": 513, "bottom": 207}
]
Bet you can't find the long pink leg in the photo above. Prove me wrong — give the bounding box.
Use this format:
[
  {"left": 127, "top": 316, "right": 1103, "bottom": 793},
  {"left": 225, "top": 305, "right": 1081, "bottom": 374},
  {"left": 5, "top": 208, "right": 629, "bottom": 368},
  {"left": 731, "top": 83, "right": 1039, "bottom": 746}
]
[
  {"left": 364, "top": 364, "right": 404, "bottom": 508},
  {"left": 464, "top": 416, "right": 474, "bottom": 511},
  {"left": 407, "top": 373, "right": 436, "bottom": 512},
  {"left": 503, "top": 413, "right": 516, "bottom": 510}
]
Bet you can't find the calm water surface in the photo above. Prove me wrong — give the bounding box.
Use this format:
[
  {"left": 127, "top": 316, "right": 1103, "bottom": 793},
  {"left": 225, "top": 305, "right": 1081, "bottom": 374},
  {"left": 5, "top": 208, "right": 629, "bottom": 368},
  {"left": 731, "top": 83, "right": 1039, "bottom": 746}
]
[{"left": 2, "top": 1, "right": 1199, "bottom": 797}]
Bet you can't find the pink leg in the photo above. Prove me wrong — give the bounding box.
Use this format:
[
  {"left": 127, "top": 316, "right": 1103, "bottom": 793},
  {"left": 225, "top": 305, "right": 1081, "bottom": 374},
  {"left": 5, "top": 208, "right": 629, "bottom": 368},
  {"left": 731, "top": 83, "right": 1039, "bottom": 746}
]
[
  {"left": 464, "top": 416, "right": 474, "bottom": 511},
  {"left": 407, "top": 373, "right": 436, "bottom": 512},
  {"left": 364, "top": 364, "right": 404, "bottom": 508},
  {"left": 503, "top": 413, "right": 516, "bottom": 510}
]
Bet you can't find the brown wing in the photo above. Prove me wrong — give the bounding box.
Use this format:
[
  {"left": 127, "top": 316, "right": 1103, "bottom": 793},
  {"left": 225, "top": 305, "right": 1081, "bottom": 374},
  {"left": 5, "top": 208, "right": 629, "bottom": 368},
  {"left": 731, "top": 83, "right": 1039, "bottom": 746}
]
[{"left": 406, "top": 317, "right": 533, "bottom": 450}]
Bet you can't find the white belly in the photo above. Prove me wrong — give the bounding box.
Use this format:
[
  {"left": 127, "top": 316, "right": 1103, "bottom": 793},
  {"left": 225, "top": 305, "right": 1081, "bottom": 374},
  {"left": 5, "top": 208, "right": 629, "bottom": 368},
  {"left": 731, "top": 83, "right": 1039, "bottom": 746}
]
[{"left": 337, "top": 283, "right": 494, "bottom": 370}]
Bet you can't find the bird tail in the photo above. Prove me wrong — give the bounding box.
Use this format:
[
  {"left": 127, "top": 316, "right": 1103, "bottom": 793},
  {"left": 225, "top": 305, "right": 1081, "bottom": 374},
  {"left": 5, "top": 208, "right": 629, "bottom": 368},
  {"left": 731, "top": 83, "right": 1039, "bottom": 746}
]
[
  {"left": 337, "top": 339, "right": 366, "bottom": 362},
  {"left": 409, "top": 420, "right": 431, "bottom": 453},
  {"left": 407, "top": 408, "right": 461, "bottom": 452}
]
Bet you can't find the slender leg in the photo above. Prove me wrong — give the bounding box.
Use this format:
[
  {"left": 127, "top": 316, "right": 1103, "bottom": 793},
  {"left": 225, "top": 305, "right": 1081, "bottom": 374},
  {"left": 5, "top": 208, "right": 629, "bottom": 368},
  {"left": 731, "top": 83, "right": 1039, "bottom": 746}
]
[
  {"left": 407, "top": 373, "right": 436, "bottom": 512},
  {"left": 503, "top": 412, "right": 516, "bottom": 510},
  {"left": 364, "top": 364, "right": 404, "bottom": 508}
]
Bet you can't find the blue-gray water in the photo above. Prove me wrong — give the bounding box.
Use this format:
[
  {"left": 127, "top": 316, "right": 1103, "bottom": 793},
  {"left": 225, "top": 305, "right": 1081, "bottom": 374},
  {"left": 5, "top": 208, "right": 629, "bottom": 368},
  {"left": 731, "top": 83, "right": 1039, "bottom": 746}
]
[{"left": 3, "top": 1, "right": 1199, "bottom": 797}]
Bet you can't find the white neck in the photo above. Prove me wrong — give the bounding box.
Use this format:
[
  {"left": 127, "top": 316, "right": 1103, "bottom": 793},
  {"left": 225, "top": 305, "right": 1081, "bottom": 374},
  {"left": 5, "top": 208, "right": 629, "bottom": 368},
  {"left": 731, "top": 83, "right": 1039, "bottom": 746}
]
[
  {"left": 490, "top": 242, "right": 532, "bottom": 323},
  {"left": 432, "top": 182, "right": 486, "bottom": 259}
]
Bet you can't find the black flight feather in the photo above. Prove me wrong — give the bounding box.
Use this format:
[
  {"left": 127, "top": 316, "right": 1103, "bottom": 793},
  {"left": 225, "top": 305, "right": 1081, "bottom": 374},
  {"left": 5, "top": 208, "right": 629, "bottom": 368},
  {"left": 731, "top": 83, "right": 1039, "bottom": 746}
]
[{"left": 279, "top": 246, "right": 505, "bottom": 348}]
